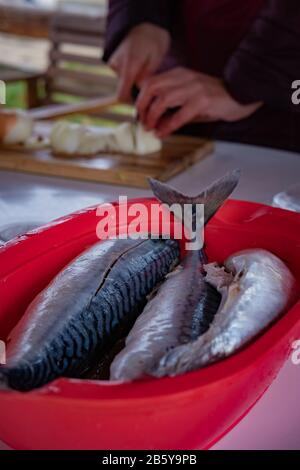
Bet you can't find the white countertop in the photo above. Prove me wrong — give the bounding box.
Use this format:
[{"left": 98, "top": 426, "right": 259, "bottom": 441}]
[{"left": 1, "top": 140, "right": 300, "bottom": 450}]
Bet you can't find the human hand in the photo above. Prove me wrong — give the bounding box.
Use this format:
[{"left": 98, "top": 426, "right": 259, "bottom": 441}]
[
  {"left": 136, "top": 68, "right": 262, "bottom": 137},
  {"left": 108, "top": 23, "right": 170, "bottom": 102}
]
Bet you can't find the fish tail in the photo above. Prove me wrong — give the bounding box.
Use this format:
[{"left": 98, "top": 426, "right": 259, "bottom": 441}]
[{"left": 148, "top": 169, "right": 240, "bottom": 226}]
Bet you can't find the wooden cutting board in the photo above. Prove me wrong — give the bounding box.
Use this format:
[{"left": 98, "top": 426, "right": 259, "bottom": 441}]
[{"left": 0, "top": 122, "right": 214, "bottom": 188}]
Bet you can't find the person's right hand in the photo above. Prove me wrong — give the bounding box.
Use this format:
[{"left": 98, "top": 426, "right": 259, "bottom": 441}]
[{"left": 108, "top": 23, "right": 171, "bottom": 102}]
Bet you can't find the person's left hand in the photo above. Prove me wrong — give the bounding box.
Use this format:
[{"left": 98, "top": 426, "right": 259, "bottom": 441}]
[{"left": 136, "top": 67, "right": 262, "bottom": 137}]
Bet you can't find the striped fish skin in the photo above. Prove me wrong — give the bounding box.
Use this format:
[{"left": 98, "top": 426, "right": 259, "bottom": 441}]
[
  {"left": 110, "top": 250, "right": 221, "bottom": 381},
  {"left": 1, "top": 238, "right": 179, "bottom": 391},
  {"left": 190, "top": 281, "right": 221, "bottom": 340},
  {"left": 110, "top": 171, "right": 240, "bottom": 382}
]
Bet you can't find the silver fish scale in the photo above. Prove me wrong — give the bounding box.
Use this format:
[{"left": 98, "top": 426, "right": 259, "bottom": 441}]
[{"left": 2, "top": 238, "right": 180, "bottom": 390}]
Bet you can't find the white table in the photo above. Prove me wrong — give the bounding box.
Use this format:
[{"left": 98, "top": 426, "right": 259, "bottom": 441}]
[{"left": 1, "top": 141, "right": 300, "bottom": 450}]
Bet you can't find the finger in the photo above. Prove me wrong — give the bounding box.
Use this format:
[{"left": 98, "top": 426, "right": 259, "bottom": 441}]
[
  {"left": 135, "top": 59, "right": 157, "bottom": 87},
  {"left": 143, "top": 89, "right": 185, "bottom": 130},
  {"left": 118, "top": 54, "right": 156, "bottom": 103},
  {"left": 117, "top": 59, "right": 142, "bottom": 102},
  {"left": 136, "top": 46, "right": 173, "bottom": 88},
  {"left": 108, "top": 53, "right": 121, "bottom": 74},
  {"left": 136, "top": 78, "right": 162, "bottom": 122},
  {"left": 136, "top": 70, "right": 184, "bottom": 120},
  {"left": 156, "top": 101, "right": 199, "bottom": 138},
  {"left": 142, "top": 96, "right": 168, "bottom": 130}
]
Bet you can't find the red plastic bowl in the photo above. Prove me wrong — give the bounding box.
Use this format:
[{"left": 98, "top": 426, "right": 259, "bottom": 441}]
[{"left": 0, "top": 198, "right": 300, "bottom": 450}]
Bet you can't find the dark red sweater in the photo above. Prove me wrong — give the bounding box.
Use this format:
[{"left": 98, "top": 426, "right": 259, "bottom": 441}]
[
  {"left": 104, "top": 1, "right": 300, "bottom": 152},
  {"left": 181, "top": 0, "right": 265, "bottom": 76}
]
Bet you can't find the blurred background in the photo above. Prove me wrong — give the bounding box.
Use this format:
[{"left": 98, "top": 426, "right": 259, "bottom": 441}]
[{"left": 0, "top": 0, "right": 115, "bottom": 113}]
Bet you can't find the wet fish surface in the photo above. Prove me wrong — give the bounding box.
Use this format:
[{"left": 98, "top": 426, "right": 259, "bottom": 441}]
[
  {"left": 110, "top": 171, "right": 240, "bottom": 381},
  {"left": 0, "top": 221, "right": 42, "bottom": 244},
  {"left": 110, "top": 253, "right": 221, "bottom": 381},
  {"left": 0, "top": 237, "right": 179, "bottom": 390},
  {"left": 153, "top": 249, "right": 298, "bottom": 377}
]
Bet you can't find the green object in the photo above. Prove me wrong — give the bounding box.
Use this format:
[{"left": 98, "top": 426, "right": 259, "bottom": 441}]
[{"left": 6, "top": 82, "right": 27, "bottom": 109}]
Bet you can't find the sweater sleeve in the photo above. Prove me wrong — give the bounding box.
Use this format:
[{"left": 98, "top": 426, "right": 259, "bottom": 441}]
[
  {"left": 103, "top": 0, "right": 174, "bottom": 62},
  {"left": 224, "top": 0, "right": 300, "bottom": 112}
]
